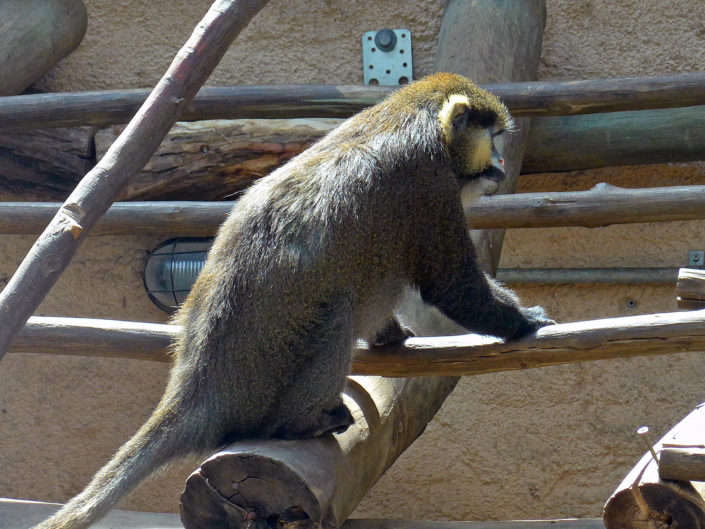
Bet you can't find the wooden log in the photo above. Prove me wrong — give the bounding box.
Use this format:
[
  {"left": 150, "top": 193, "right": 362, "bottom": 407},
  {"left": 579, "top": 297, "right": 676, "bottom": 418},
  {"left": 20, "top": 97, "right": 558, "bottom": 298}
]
[
  {"left": 660, "top": 448, "right": 705, "bottom": 482},
  {"left": 523, "top": 105, "right": 705, "bottom": 173},
  {"left": 6, "top": 183, "right": 705, "bottom": 236},
  {"left": 178, "top": 3, "right": 547, "bottom": 528},
  {"left": 2, "top": 71, "right": 705, "bottom": 131},
  {"left": 7, "top": 106, "right": 705, "bottom": 202},
  {"left": 469, "top": 183, "right": 705, "bottom": 229},
  {"left": 180, "top": 376, "right": 458, "bottom": 529},
  {"left": 677, "top": 268, "right": 705, "bottom": 309},
  {"left": 0, "top": 127, "right": 94, "bottom": 199},
  {"left": 94, "top": 119, "right": 339, "bottom": 200},
  {"left": 0, "top": 0, "right": 271, "bottom": 361},
  {"left": 658, "top": 402, "right": 705, "bottom": 482},
  {"left": 12, "top": 304, "right": 705, "bottom": 379},
  {"left": 496, "top": 267, "right": 677, "bottom": 285},
  {"left": 0, "top": 0, "right": 87, "bottom": 95},
  {"left": 0, "top": 499, "right": 605, "bottom": 529},
  {"left": 604, "top": 403, "right": 705, "bottom": 529}
]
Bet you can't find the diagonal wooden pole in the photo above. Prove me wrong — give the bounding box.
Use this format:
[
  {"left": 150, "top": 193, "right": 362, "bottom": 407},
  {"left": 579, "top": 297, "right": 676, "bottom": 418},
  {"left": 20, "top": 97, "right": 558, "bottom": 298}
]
[{"left": 0, "top": 0, "right": 269, "bottom": 361}]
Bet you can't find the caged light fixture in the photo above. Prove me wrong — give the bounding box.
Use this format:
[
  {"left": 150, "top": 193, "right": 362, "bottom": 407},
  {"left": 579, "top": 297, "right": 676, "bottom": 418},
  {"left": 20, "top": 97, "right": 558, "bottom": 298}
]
[{"left": 143, "top": 238, "right": 212, "bottom": 312}]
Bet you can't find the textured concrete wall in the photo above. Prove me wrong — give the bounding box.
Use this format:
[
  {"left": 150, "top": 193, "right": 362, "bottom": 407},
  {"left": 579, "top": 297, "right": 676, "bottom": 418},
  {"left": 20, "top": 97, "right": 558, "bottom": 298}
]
[{"left": 2, "top": 0, "right": 705, "bottom": 522}]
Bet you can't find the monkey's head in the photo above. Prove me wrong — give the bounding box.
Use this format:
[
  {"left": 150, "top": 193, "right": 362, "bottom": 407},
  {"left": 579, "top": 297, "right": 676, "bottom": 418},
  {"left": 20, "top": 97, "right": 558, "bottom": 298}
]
[{"left": 394, "top": 73, "right": 514, "bottom": 204}]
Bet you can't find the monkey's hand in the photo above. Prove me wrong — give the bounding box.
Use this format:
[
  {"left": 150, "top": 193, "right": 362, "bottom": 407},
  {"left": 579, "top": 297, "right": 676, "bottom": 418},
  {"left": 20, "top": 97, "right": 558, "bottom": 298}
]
[
  {"left": 373, "top": 318, "right": 416, "bottom": 347},
  {"left": 516, "top": 305, "right": 556, "bottom": 337}
]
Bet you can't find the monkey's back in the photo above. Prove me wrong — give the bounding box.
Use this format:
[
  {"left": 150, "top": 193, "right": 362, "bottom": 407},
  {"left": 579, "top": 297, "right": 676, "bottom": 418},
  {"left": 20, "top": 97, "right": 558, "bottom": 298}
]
[{"left": 168, "top": 88, "right": 462, "bottom": 439}]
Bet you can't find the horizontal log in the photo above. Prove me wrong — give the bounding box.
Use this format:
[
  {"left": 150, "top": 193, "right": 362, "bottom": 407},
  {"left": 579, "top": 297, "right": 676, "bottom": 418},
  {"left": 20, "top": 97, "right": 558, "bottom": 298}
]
[
  {"left": 0, "top": 499, "right": 603, "bottom": 529},
  {"left": 9, "top": 310, "right": 705, "bottom": 376},
  {"left": 469, "top": 183, "right": 705, "bottom": 229},
  {"left": 496, "top": 267, "right": 677, "bottom": 284},
  {"left": 5, "top": 183, "right": 705, "bottom": 236},
  {"left": 658, "top": 402, "right": 705, "bottom": 482},
  {"left": 660, "top": 448, "right": 705, "bottom": 482},
  {"left": 94, "top": 119, "right": 338, "bottom": 200},
  {"left": 0, "top": 127, "right": 94, "bottom": 199},
  {"left": 2, "top": 71, "right": 705, "bottom": 131},
  {"left": 523, "top": 105, "right": 705, "bottom": 173}
]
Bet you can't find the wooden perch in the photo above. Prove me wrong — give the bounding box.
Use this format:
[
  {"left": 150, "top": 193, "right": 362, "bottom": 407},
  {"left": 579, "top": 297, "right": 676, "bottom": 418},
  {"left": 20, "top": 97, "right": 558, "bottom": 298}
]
[
  {"left": 468, "top": 183, "right": 705, "bottom": 229},
  {"left": 10, "top": 310, "right": 705, "bottom": 376},
  {"left": 6, "top": 182, "right": 705, "bottom": 237},
  {"left": 677, "top": 268, "right": 705, "bottom": 309},
  {"left": 603, "top": 403, "right": 705, "bottom": 529},
  {"left": 2, "top": 71, "right": 705, "bottom": 131},
  {"left": 0, "top": 0, "right": 271, "bottom": 361},
  {"left": 523, "top": 104, "right": 705, "bottom": 173},
  {"left": 179, "top": 2, "right": 547, "bottom": 528}
]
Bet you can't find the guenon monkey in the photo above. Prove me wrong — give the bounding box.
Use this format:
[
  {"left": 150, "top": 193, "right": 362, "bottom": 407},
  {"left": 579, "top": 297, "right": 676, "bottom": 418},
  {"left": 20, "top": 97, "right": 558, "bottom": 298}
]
[{"left": 33, "top": 73, "right": 553, "bottom": 529}]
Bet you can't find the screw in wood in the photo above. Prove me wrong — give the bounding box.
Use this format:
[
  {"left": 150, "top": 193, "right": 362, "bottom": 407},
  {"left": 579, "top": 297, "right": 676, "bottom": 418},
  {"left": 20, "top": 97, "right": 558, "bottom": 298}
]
[{"left": 637, "top": 426, "right": 659, "bottom": 463}]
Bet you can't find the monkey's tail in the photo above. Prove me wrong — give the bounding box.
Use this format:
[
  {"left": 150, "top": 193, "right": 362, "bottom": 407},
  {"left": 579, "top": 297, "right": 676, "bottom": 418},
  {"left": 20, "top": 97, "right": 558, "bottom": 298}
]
[{"left": 33, "top": 403, "right": 198, "bottom": 529}]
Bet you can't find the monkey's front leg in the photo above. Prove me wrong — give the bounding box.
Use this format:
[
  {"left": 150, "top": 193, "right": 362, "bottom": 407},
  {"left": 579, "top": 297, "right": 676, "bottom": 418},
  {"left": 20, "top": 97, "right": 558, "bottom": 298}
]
[{"left": 416, "top": 227, "right": 554, "bottom": 340}]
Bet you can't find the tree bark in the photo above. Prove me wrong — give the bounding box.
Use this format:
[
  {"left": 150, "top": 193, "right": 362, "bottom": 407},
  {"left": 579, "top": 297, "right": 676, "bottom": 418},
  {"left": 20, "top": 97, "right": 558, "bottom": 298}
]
[
  {"left": 604, "top": 403, "right": 705, "bottom": 529},
  {"left": 0, "top": 0, "right": 270, "bottom": 361},
  {"left": 94, "top": 119, "right": 338, "bottom": 200},
  {"left": 2, "top": 71, "right": 705, "bottom": 131},
  {"left": 0, "top": 127, "right": 94, "bottom": 199}
]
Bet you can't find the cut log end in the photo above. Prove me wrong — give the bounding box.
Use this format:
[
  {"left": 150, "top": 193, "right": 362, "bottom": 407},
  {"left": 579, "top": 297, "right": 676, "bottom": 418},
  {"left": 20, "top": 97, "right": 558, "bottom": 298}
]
[
  {"left": 180, "top": 447, "right": 327, "bottom": 529},
  {"left": 604, "top": 481, "right": 705, "bottom": 529}
]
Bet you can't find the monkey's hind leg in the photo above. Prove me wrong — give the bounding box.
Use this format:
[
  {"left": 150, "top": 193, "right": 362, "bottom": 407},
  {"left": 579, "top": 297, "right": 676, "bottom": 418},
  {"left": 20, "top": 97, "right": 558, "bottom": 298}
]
[{"left": 272, "top": 297, "right": 355, "bottom": 440}]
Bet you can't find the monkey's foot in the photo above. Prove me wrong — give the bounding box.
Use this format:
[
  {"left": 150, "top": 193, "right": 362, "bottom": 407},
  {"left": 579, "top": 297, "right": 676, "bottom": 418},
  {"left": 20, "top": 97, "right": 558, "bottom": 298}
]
[
  {"left": 373, "top": 319, "right": 415, "bottom": 346},
  {"left": 275, "top": 403, "right": 354, "bottom": 439}
]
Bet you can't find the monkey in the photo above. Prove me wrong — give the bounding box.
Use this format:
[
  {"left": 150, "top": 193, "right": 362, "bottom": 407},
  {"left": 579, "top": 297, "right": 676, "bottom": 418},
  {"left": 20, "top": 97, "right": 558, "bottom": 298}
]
[{"left": 32, "top": 72, "right": 553, "bottom": 529}]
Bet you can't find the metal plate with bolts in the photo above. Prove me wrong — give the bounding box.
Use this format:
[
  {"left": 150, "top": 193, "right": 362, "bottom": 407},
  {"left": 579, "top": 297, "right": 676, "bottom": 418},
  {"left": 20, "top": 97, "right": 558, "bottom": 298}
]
[
  {"left": 689, "top": 250, "right": 704, "bottom": 267},
  {"left": 362, "top": 28, "right": 412, "bottom": 86}
]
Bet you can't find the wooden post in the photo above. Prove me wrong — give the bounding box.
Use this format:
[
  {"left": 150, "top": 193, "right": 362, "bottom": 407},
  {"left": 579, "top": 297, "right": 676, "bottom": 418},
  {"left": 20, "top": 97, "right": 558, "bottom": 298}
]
[
  {"left": 178, "top": 2, "right": 546, "bottom": 528},
  {"left": 0, "top": 0, "right": 87, "bottom": 95},
  {"left": 0, "top": 0, "right": 270, "bottom": 362},
  {"left": 603, "top": 403, "right": 705, "bottom": 529}
]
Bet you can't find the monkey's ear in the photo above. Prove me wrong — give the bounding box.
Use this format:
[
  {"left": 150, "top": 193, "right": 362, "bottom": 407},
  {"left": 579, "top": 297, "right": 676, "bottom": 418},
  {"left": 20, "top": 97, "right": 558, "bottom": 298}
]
[{"left": 439, "top": 94, "right": 471, "bottom": 142}]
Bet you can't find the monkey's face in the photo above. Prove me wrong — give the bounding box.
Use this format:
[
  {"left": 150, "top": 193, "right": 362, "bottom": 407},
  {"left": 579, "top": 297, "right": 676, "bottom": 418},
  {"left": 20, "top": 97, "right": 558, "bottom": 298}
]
[{"left": 438, "top": 92, "right": 512, "bottom": 206}]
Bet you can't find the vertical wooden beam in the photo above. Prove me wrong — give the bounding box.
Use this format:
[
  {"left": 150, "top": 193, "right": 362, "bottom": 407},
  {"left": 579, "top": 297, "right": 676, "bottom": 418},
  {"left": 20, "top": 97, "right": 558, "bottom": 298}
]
[{"left": 179, "top": 2, "right": 546, "bottom": 528}]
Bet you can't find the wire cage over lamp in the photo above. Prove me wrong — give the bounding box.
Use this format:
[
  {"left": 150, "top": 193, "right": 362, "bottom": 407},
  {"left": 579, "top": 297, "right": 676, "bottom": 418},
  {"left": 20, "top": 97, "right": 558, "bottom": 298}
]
[{"left": 143, "top": 238, "right": 212, "bottom": 312}]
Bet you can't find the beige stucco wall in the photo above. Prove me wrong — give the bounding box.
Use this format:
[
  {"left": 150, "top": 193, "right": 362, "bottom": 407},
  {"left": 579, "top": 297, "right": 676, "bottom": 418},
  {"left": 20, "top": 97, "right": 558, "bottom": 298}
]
[{"left": 2, "top": 0, "right": 705, "bottom": 522}]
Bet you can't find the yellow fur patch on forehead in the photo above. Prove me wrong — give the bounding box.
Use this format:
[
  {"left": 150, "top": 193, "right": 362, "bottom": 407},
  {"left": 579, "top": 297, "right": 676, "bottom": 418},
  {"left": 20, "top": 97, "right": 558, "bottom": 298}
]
[{"left": 438, "top": 93, "right": 470, "bottom": 144}]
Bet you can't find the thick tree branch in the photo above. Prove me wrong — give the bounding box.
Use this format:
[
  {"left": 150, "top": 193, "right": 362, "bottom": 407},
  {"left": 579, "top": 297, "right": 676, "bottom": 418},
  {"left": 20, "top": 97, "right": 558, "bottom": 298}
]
[{"left": 0, "top": 0, "right": 270, "bottom": 361}]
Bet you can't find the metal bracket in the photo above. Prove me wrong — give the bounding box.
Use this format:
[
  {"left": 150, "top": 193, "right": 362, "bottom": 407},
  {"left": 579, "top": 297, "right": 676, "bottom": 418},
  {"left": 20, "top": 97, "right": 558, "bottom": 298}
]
[
  {"left": 689, "top": 250, "right": 704, "bottom": 268},
  {"left": 362, "top": 29, "right": 413, "bottom": 86}
]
